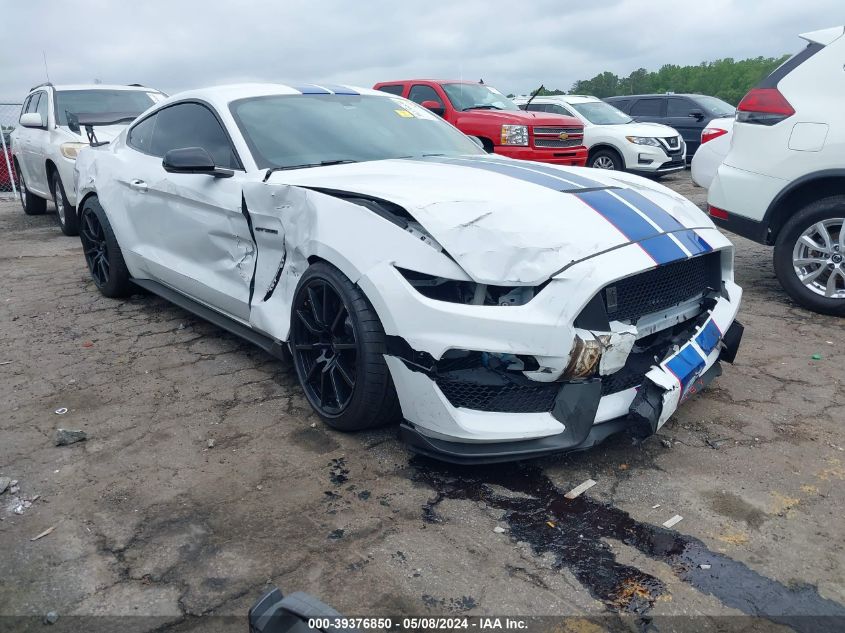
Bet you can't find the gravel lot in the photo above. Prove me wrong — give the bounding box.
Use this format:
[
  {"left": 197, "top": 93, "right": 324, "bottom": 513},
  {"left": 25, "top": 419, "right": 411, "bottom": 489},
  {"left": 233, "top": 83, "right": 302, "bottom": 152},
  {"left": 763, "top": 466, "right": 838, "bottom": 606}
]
[{"left": 0, "top": 172, "right": 843, "bottom": 632}]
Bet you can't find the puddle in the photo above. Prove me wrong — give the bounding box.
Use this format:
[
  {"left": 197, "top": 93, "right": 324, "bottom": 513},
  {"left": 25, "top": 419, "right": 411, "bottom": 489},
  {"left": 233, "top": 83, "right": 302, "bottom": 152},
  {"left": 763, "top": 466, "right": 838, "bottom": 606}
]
[{"left": 414, "top": 459, "right": 845, "bottom": 631}]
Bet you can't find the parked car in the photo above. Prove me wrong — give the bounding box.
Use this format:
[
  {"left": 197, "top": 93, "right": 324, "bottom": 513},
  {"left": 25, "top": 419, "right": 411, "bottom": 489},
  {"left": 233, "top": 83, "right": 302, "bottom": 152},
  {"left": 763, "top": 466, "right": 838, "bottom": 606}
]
[
  {"left": 10, "top": 83, "right": 165, "bottom": 235},
  {"left": 75, "top": 83, "right": 743, "bottom": 463},
  {"left": 513, "top": 94, "right": 685, "bottom": 175},
  {"left": 708, "top": 27, "right": 845, "bottom": 315},
  {"left": 691, "top": 117, "right": 734, "bottom": 189},
  {"left": 605, "top": 93, "right": 736, "bottom": 160},
  {"left": 373, "top": 80, "right": 587, "bottom": 166}
]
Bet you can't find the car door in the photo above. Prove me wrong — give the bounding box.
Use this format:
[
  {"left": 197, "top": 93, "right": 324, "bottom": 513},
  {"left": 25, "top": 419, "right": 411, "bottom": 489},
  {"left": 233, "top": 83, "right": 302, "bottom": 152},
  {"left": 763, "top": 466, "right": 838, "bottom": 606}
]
[
  {"left": 666, "top": 97, "right": 704, "bottom": 156},
  {"left": 18, "top": 93, "right": 46, "bottom": 193},
  {"left": 121, "top": 101, "right": 255, "bottom": 321},
  {"left": 629, "top": 97, "right": 666, "bottom": 124},
  {"left": 407, "top": 83, "right": 449, "bottom": 119},
  {"left": 29, "top": 90, "right": 52, "bottom": 193}
]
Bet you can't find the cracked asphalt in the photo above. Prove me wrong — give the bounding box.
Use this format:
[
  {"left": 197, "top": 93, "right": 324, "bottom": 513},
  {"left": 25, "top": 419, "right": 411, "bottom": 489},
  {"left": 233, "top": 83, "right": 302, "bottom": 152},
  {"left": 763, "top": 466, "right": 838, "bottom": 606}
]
[{"left": 0, "top": 172, "right": 843, "bottom": 632}]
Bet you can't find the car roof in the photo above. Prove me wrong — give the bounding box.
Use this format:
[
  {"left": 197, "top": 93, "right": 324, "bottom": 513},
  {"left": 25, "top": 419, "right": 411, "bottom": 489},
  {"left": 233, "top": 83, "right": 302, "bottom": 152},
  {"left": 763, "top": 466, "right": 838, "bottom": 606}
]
[
  {"left": 513, "top": 94, "right": 600, "bottom": 104},
  {"left": 29, "top": 84, "right": 163, "bottom": 93},
  {"left": 376, "top": 79, "right": 485, "bottom": 86},
  {"left": 604, "top": 93, "right": 706, "bottom": 99},
  {"left": 153, "top": 83, "right": 384, "bottom": 110}
]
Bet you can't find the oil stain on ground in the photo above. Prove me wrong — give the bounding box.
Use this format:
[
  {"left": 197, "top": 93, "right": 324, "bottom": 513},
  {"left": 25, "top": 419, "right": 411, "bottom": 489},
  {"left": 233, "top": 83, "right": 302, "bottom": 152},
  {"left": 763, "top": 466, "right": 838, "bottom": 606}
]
[{"left": 414, "top": 459, "right": 845, "bottom": 633}]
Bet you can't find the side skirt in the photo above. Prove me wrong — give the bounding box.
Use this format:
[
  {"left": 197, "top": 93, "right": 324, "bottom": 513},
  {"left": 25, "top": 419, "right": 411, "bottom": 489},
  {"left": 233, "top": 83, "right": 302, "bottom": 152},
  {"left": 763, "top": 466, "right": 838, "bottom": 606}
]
[{"left": 131, "top": 278, "right": 290, "bottom": 363}]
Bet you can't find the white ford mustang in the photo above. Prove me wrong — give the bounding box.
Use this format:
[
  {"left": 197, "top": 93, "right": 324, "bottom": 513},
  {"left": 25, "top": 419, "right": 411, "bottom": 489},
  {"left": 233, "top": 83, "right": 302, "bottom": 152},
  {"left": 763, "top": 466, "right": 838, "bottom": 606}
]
[{"left": 74, "top": 83, "right": 744, "bottom": 463}]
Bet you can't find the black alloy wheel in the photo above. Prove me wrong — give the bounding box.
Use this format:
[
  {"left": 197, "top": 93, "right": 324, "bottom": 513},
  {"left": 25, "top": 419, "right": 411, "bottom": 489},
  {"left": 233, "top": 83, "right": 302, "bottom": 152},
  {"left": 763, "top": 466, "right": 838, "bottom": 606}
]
[
  {"left": 292, "top": 276, "right": 358, "bottom": 416},
  {"left": 80, "top": 207, "right": 110, "bottom": 288}
]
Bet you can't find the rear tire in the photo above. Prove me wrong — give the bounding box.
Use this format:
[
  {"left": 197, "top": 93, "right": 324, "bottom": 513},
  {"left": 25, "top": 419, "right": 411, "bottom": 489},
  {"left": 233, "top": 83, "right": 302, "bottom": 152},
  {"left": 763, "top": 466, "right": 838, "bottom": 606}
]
[
  {"left": 51, "top": 170, "right": 78, "bottom": 236},
  {"left": 773, "top": 196, "right": 845, "bottom": 316},
  {"left": 289, "top": 262, "right": 400, "bottom": 431},
  {"left": 589, "top": 148, "right": 623, "bottom": 171},
  {"left": 17, "top": 165, "right": 47, "bottom": 215},
  {"left": 79, "top": 196, "right": 133, "bottom": 298}
]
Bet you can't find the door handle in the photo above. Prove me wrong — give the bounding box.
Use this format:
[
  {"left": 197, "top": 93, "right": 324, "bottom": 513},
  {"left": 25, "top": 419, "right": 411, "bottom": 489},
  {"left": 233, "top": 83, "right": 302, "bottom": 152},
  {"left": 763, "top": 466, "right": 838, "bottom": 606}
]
[{"left": 129, "top": 179, "right": 148, "bottom": 193}]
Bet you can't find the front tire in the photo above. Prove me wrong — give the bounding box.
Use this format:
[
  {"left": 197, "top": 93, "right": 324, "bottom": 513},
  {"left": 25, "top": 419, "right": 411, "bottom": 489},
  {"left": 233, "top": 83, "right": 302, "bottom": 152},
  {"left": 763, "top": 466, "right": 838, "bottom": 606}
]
[
  {"left": 51, "top": 171, "right": 78, "bottom": 236},
  {"left": 79, "top": 197, "right": 133, "bottom": 298},
  {"left": 589, "top": 148, "right": 623, "bottom": 171},
  {"left": 289, "top": 262, "right": 400, "bottom": 431},
  {"left": 17, "top": 165, "right": 47, "bottom": 215},
  {"left": 773, "top": 196, "right": 845, "bottom": 316}
]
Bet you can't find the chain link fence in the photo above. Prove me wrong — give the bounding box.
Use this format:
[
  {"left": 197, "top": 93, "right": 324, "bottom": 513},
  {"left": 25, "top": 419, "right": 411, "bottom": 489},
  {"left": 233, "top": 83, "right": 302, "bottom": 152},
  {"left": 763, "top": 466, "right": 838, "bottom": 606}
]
[{"left": 1, "top": 103, "right": 22, "bottom": 196}]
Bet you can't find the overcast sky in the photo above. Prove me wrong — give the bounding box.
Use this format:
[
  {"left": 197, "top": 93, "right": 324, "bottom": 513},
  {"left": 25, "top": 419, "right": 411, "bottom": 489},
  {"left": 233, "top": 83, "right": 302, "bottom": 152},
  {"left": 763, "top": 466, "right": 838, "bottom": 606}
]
[{"left": 1, "top": 0, "right": 838, "bottom": 102}]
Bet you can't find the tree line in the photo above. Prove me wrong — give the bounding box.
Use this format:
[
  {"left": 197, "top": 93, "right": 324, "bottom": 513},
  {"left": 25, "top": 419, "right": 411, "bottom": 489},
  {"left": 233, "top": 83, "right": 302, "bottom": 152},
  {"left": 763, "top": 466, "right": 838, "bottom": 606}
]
[{"left": 522, "top": 55, "right": 790, "bottom": 105}]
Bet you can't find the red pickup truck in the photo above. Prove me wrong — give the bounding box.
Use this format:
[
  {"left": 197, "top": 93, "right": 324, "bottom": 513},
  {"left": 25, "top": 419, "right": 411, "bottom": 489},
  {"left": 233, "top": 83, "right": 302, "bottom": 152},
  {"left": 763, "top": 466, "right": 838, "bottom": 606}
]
[{"left": 373, "top": 79, "right": 587, "bottom": 166}]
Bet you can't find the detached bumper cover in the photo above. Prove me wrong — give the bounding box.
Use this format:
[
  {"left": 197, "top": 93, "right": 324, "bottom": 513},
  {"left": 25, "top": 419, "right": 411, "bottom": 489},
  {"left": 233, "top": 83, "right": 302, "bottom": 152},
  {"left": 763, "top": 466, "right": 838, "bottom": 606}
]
[{"left": 403, "top": 320, "right": 743, "bottom": 464}]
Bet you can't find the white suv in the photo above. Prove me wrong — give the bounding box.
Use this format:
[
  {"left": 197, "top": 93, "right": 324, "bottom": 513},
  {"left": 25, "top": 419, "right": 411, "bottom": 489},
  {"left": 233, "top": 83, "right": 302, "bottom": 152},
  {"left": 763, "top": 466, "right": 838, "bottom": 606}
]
[
  {"left": 708, "top": 26, "right": 845, "bottom": 315},
  {"left": 513, "top": 94, "right": 685, "bottom": 175},
  {"left": 11, "top": 83, "right": 164, "bottom": 235}
]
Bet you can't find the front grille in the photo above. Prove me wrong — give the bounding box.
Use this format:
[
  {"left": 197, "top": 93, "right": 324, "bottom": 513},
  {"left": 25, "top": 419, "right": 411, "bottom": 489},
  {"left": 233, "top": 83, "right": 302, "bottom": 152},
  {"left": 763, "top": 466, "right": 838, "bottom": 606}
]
[
  {"left": 602, "top": 253, "right": 719, "bottom": 323},
  {"left": 436, "top": 371, "right": 559, "bottom": 413},
  {"left": 533, "top": 126, "right": 582, "bottom": 136},
  {"left": 535, "top": 137, "right": 582, "bottom": 148},
  {"left": 659, "top": 136, "right": 681, "bottom": 151}
]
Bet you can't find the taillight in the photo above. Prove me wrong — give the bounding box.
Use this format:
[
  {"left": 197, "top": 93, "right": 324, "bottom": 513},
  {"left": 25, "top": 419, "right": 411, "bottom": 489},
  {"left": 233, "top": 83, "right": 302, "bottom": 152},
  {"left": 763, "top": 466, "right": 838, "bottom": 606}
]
[
  {"left": 708, "top": 205, "right": 729, "bottom": 220},
  {"left": 736, "top": 88, "right": 795, "bottom": 126},
  {"left": 701, "top": 127, "right": 729, "bottom": 144}
]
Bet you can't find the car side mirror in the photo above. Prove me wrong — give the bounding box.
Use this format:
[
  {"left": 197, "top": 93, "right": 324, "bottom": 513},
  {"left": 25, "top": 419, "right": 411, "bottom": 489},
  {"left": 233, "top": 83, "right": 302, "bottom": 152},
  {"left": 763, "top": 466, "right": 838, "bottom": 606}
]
[
  {"left": 162, "top": 147, "right": 233, "bottom": 178},
  {"left": 20, "top": 113, "right": 45, "bottom": 128},
  {"left": 689, "top": 109, "right": 705, "bottom": 120},
  {"left": 420, "top": 100, "right": 445, "bottom": 116}
]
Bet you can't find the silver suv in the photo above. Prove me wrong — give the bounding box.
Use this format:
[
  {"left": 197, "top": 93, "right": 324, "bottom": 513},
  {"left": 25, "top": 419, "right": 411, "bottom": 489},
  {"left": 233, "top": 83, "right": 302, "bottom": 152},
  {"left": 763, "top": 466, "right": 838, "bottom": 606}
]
[{"left": 10, "top": 83, "right": 164, "bottom": 235}]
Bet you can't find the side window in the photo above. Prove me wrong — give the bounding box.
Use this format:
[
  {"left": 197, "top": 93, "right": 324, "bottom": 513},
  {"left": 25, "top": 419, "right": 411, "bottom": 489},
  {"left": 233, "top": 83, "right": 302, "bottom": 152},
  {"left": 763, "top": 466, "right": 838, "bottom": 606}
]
[
  {"left": 128, "top": 114, "right": 157, "bottom": 154},
  {"left": 524, "top": 104, "right": 547, "bottom": 112},
  {"left": 609, "top": 99, "right": 631, "bottom": 112},
  {"left": 35, "top": 92, "right": 49, "bottom": 122},
  {"left": 150, "top": 102, "right": 239, "bottom": 169},
  {"left": 408, "top": 84, "right": 442, "bottom": 106},
  {"left": 20, "top": 95, "right": 33, "bottom": 119},
  {"left": 667, "top": 98, "right": 693, "bottom": 117},
  {"left": 549, "top": 104, "right": 576, "bottom": 116},
  {"left": 630, "top": 98, "right": 664, "bottom": 117},
  {"left": 377, "top": 85, "right": 404, "bottom": 96}
]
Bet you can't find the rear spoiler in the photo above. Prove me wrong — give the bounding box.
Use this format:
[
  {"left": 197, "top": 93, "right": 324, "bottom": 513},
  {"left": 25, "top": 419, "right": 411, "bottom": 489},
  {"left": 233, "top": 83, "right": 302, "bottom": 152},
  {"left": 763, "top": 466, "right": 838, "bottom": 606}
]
[
  {"left": 66, "top": 112, "right": 139, "bottom": 146},
  {"left": 799, "top": 26, "right": 844, "bottom": 46}
]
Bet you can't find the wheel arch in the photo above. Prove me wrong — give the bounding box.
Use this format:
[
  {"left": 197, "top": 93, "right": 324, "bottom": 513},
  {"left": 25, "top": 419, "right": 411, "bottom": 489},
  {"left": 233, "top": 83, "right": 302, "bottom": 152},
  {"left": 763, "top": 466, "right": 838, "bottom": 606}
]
[
  {"left": 587, "top": 143, "right": 625, "bottom": 169},
  {"left": 45, "top": 159, "right": 59, "bottom": 194},
  {"left": 764, "top": 170, "right": 845, "bottom": 244},
  {"left": 76, "top": 191, "right": 99, "bottom": 221}
]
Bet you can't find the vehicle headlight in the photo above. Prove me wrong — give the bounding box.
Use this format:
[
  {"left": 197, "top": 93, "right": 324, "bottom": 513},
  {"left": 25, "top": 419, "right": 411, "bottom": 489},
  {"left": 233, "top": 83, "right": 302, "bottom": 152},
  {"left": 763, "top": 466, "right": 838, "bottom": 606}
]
[
  {"left": 625, "top": 136, "right": 661, "bottom": 147},
  {"left": 501, "top": 125, "right": 528, "bottom": 146},
  {"left": 60, "top": 142, "right": 87, "bottom": 160}
]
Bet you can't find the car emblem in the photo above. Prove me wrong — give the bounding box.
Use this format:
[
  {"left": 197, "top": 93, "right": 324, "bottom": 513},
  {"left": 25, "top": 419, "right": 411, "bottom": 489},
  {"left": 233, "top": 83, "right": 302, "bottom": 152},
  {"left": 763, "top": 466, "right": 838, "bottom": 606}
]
[
  {"left": 606, "top": 286, "right": 618, "bottom": 312},
  {"left": 558, "top": 132, "right": 569, "bottom": 141}
]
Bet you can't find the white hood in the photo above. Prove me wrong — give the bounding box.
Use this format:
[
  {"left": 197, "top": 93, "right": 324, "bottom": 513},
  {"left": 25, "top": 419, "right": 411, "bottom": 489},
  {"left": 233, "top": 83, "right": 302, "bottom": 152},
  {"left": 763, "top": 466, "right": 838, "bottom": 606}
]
[
  {"left": 269, "top": 156, "right": 716, "bottom": 284},
  {"left": 608, "top": 121, "right": 680, "bottom": 138}
]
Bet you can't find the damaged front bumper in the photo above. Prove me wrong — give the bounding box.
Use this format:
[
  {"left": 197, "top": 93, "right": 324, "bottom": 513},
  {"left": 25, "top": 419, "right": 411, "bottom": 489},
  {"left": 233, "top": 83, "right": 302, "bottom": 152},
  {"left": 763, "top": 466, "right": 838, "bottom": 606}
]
[{"left": 401, "top": 320, "right": 743, "bottom": 464}]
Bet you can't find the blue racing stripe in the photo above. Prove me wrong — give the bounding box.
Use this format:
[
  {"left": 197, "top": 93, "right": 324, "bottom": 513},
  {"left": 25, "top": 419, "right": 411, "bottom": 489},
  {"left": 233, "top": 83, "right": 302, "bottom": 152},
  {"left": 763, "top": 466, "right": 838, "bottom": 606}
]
[
  {"left": 665, "top": 345, "right": 706, "bottom": 390},
  {"left": 671, "top": 229, "right": 713, "bottom": 256},
  {"left": 425, "top": 156, "right": 587, "bottom": 191},
  {"left": 574, "top": 189, "right": 661, "bottom": 242},
  {"left": 638, "top": 234, "right": 688, "bottom": 264},
  {"left": 484, "top": 158, "right": 605, "bottom": 189},
  {"left": 613, "top": 189, "right": 684, "bottom": 232},
  {"left": 320, "top": 84, "right": 360, "bottom": 95},
  {"left": 291, "top": 84, "right": 331, "bottom": 94},
  {"left": 695, "top": 320, "right": 722, "bottom": 355}
]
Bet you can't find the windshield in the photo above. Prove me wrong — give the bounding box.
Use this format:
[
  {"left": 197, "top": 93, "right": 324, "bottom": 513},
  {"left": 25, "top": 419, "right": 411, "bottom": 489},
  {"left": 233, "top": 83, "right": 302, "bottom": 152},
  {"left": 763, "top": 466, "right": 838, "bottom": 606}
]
[
  {"left": 441, "top": 83, "right": 520, "bottom": 112},
  {"left": 569, "top": 101, "right": 633, "bottom": 125},
  {"left": 55, "top": 90, "right": 161, "bottom": 126},
  {"left": 695, "top": 95, "right": 736, "bottom": 117},
  {"left": 230, "top": 94, "right": 484, "bottom": 169}
]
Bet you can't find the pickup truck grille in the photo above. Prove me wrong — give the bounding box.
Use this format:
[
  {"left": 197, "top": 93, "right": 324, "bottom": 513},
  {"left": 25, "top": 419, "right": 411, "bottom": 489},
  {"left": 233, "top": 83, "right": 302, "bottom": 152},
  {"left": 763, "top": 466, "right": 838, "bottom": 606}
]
[{"left": 532, "top": 126, "right": 583, "bottom": 148}]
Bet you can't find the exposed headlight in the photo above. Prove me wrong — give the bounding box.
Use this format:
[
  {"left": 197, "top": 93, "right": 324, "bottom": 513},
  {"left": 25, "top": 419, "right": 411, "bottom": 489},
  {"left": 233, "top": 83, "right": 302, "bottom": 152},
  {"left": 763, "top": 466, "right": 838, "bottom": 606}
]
[
  {"left": 60, "top": 142, "right": 87, "bottom": 160},
  {"left": 501, "top": 125, "right": 528, "bottom": 146},
  {"left": 625, "top": 136, "right": 661, "bottom": 147}
]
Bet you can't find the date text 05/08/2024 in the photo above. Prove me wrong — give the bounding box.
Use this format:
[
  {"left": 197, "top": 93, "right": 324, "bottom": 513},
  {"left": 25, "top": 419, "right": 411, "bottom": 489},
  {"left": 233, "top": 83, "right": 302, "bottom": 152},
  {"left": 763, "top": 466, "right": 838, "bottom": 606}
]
[{"left": 307, "top": 618, "right": 529, "bottom": 630}]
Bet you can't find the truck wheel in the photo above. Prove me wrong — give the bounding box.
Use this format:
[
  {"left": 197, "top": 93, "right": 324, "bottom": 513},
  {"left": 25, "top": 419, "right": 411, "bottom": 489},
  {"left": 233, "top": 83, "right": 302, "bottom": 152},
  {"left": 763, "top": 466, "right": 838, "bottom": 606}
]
[
  {"left": 17, "top": 167, "right": 47, "bottom": 215},
  {"left": 289, "top": 262, "right": 401, "bottom": 431},
  {"left": 589, "top": 149, "right": 622, "bottom": 171},
  {"left": 773, "top": 195, "right": 845, "bottom": 316},
  {"left": 51, "top": 171, "right": 78, "bottom": 236}
]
